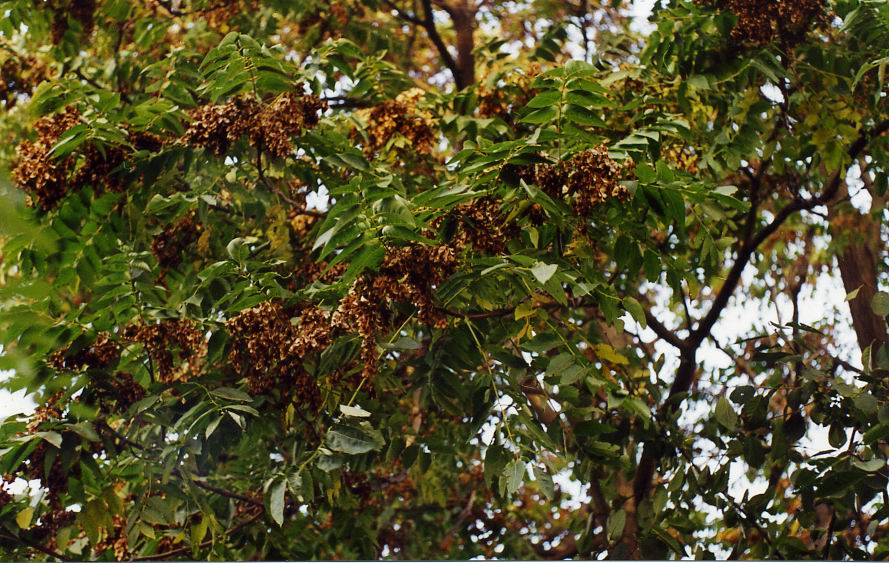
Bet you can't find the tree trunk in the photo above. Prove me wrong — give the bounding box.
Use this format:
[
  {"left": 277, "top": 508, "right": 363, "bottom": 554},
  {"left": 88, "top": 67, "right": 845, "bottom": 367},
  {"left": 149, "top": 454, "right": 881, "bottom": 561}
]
[
  {"left": 828, "top": 179, "right": 887, "bottom": 353},
  {"left": 445, "top": 0, "right": 475, "bottom": 88}
]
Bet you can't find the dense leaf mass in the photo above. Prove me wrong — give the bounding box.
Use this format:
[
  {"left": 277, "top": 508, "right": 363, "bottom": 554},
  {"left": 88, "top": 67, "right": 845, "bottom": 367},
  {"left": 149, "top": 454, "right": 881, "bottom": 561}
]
[{"left": 0, "top": 0, "right": 887, "bottom": 560}]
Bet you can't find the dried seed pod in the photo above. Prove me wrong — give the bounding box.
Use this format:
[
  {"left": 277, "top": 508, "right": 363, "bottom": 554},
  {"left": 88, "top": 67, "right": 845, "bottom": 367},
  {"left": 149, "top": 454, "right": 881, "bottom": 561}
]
[
  {"left": 12, "top": 107, "right": 81, "bottom": 210},
  {"left": 94, "top": 514, "right": 129, "bottom": 561},
  {"left": 122, "top": 320, "right": 206, "bottom": 383},
  {"left": 182, "top": 93, "right": 326, "bottom": 157},
  {"left": 432, "top": 197, "right": 519, "bottom": 254},
  {"left": 48, "top": 332, "right": 121, "bottom": 372},
  {"left": 697, "top": 0, "right": 827, "bottom": 48},
  {"left": 226, "top": 302, "right": 331, "bottom": 397},
  {"left": 151, "top": 212, "right": 203, "bottom": 268},
  {"left": 333, "top": 244, "right": 457, "bottom": 377},
  {"left": 354, "top": 88, "right": 436, "bottom": 156},
  {"left": 521, "top": 146, "right": 631, "bottom": 215},
  {"left": 50, "top": 0, "right": 97, "bottom": 44}
]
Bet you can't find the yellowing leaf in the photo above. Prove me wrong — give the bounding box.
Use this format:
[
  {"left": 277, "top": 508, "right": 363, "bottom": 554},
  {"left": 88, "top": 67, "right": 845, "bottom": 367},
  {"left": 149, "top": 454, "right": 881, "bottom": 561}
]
[
  {"left": 16, "top": 506, "right": 34, "bottom": 529},
  {"left": 594, "top": 344, "right": 629, "bottom": 365},
  {"left": 514, "top": 301, "right": 536, "bottom": 320}
]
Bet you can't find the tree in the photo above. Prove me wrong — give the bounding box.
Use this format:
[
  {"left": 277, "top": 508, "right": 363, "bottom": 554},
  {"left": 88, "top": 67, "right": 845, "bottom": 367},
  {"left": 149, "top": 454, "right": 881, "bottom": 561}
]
[{"left": 0, "top": 0, "right": 887, "bottom": 559}]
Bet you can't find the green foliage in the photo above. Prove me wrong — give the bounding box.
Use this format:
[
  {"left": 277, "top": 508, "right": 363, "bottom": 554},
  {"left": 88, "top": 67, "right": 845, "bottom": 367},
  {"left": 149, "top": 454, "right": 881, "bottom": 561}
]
[{"left": 0, "top": 0, "right": 887, "bottom": 560}]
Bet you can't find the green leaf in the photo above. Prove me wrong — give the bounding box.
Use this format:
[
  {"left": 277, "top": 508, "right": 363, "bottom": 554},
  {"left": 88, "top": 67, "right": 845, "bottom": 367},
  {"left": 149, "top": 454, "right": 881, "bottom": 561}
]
[
  {"left": 713, "top": 185, "right": 738, "bottom": 197},
  {"left": 607, "top": 509, "right": 627, "bottom": 543},
  {"left": 191, "top": 515, "right": 210, "bottom": 545},
  {"left": 502, "top": 459, "right": 525, "bottom": 495},
  {"left": 852, "top": 457, "right": 885, "bottom": 473},
  {"left": 339, "top": 405, "right": 372, "bottom": 418},
  {"left": 536, "top": 465, "right": 555, "bottom": 500},
  {"left": 635, "top": 162, "right": 656, "bottom": 184},
  {"left": 531, "top": 262, "right": 558, "bottom": 284},
  {"left": 212, "top": 387, "right": 252, "bottom": 402},
  {"left": 326, "top": 423, "right": 385, "bottom": 455},
  {"left": 35, "top": 431, "right": 63, "bottom": 448},
  {"left": 484, "top": 445, "right": 509, "bottom": 488},
  {"left": 525, "top": 90, "right": 560, "bottom": 108},
  {"left": 622, "top": 297, "right": 647, "bottom": 328},
  {"left": 520, "top": 107, "right": 557, "bottom": 124},
  {"left": 269, "top": 479, "right": 286, "bottom": 526},
  {"left": 205, "top": 415, "right": 223, "bottom": 439},
  {"left": 714, "top": 396, "right": 738, "bottom": 431},
  {"left": 872, "top": 292, "right": 889, "bottom": 316}
]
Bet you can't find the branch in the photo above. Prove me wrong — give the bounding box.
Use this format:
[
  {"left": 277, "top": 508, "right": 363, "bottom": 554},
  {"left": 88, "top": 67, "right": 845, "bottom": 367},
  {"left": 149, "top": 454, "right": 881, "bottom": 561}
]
[
  {"left": 690, "top": 118, "right": 889, "bottom": 350},
  {"left": 419, "top": 0, "right": 464, "bottom": 89},
  {"left": 380, "top": 0, "right": 424, "bottom": 24},
  {"left": 630, "top": 118, "right": 889, "bottom": 509},
  {"left": 381, "top": 0, "right": 464, "bottom": 88},
  {"left": 643, "top": 309, "right": 686, "bottom": 350},
  {"left": 97, "top": 422, "right": 263, "bottom": 507},
  {"left": 0, "top": 532, "right": 71, "bottom": 561},
  {"left": 130, "top": 508, "right": 263, "bottom": 561}
]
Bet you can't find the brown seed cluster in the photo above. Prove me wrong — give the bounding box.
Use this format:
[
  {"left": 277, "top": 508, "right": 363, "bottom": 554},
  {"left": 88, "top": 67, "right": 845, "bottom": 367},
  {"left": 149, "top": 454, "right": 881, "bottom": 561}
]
[
  {"left": 11, "top": 107, "right": 146, "bottom": 210},
  {"left": 27, "top": 392, "right": 65, "bottom": 432},
  {"left": 333, "top": 245, "right": 457, "bottom": 377},
  {"left": 698, "top": 0, "right": 827, "bottom": 47},
  {"left": 152, "top": 212, "right": 203, "bottom": 268},
  {"left": 89, "top": 372, "right": 146, "bottom": 415},
  {"left": 201, "top": 0, "right": 258, "bottom": 30},
  {"left": 122, "top": 320, "right": 206, "bottom": 383},
  {"left": 48, "top": 332, "right": 121, "bottom": 372},
  {"left": 226, "top": 302, "right": 330, "bottom": 402},
  {"left": 521, "top": 146, "right": 632, "bottom": 215},
  {"left": 32, "top": 508, "right": 76, "bottom": 552},
  {"left": 12, "top": 108, "right": 81, "bottom": 210},
  {"left": 94, "top": 514, "right": 129, "bottom": 561},
  {"left": 355, "top": 88, "right": 436, "bottom": 156},
  {"left": 182, "top": 93, "right": 326, "bottom": 157},
  {"left": 431, "top": 197, "right": 518, "bottom": 254},
  {"left": 231, "top": 245, "right": 457, "bottom": 389},
  {"left": 476, "top": 67, "right": 538, "bottom": 121}
]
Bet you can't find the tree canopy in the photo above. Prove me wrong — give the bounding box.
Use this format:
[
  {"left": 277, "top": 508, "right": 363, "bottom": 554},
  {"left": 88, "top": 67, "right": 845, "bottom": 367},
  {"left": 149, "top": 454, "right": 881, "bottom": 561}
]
[{"left": 0, "top": 0, "right": 888, "bottom": 559}]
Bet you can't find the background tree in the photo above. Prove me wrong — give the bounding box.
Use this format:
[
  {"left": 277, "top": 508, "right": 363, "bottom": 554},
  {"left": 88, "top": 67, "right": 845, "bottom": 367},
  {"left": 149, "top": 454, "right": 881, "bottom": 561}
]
[{"left": 0, "top": 0, "right": 888, "bottom": 559}]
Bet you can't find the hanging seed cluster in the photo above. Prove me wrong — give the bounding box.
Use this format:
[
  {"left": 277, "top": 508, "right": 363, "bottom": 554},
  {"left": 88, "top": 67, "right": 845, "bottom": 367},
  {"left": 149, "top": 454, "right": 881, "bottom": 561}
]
[
  {"left": 226, "top": 302, "right": 330, "bottom": 402},
  {"left": 431, "top": 197, "right": 518, "bottom": 254},
  {"left": 476, "top": 67, "right": 538, "bottom": 121},
  {"left": 32, "top": 508, "right": 76, "bottom": 552},
  {"left": 11, "top": 108, "right": 148, "bottom": 210},
  {"left": 698, "top": 0, "right": 827, "bottom": 47},
  {"left": 182, "top": 93, "right": 326, "bottom": 156},
  {"left": 27, "top": 392, "right": 65, "bottom": 432},
  {"left": 520, "top": 146, "right": 631, "bottom": 215},
  {"left": 12, "top": 108, "right": 81, "bottom": 210},
  {"left": 122, "top": 320, "right": 206, "bottom": 383},
  {"left": 48, "top": 332, "right": 121, "bottom": 372},
  {"left": 94, "top": 515, "right": 129, "bottom": 561},
  {"left": 152, "top": 212, "right": 203, "bottom": 268},
  {"left": 202, "top": 0, "right": 258, "bottom": 30},
  {"left": 356, "top": 88, "right": 436, "bottom": 156},
  {"left": 88, "top": 372, "right": 146, "bottom": 415},
  {"left": 22, "top": 441, "right": 78, "bottom": 508},
  {"left": 334, "top": 244, "right": 457, "bottom": 378}
]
